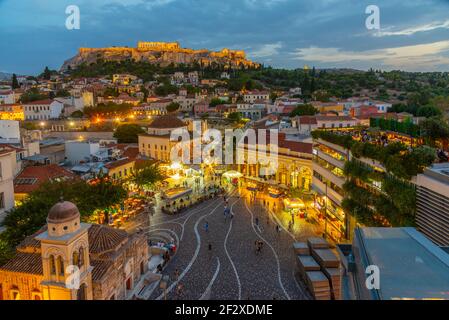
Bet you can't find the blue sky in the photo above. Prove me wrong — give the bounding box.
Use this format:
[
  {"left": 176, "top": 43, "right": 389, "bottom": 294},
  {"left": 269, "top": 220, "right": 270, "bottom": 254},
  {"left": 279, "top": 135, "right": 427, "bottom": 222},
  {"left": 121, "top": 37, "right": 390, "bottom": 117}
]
[{"left": 1, "top": 0, "right": 449, "bottom": 74}]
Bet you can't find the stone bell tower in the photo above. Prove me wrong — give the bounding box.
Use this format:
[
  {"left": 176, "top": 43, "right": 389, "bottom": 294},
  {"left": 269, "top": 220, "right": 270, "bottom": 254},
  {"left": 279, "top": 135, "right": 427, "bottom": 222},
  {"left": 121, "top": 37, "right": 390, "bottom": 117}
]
[{"left": 37, "top": 200, "right": 93, "bottom": 300}]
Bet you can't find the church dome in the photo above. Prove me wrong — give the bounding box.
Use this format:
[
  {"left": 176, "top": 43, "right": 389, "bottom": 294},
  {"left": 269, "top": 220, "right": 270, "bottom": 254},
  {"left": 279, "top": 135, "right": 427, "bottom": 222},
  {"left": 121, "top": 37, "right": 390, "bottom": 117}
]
[{"left": 47, "top": 200, "right": 80, "bottom": 224}]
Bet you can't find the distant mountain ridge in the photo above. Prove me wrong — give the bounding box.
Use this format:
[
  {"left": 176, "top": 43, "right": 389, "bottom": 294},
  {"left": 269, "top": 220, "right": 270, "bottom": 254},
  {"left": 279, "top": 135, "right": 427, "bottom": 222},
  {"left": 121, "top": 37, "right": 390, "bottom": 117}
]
[
  {"left": 61, "top": 41, "right": 260, "bottom": 71},
  {"left": 0, "top": 72, "right": 13, "bottom": 80}
]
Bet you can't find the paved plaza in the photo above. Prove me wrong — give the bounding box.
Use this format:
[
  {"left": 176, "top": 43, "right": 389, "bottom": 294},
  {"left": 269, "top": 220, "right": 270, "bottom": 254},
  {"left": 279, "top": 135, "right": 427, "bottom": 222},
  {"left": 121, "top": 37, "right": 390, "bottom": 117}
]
[{"left": 142, "top": 187, "right": 315, "bottom": 300}]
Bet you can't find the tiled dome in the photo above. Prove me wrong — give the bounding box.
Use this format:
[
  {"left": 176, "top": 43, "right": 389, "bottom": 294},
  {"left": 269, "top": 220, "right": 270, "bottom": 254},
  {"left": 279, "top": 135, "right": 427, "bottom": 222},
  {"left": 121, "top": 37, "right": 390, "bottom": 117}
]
[{"left": 47, "top": 201, "right": 80, "bottom": 224}]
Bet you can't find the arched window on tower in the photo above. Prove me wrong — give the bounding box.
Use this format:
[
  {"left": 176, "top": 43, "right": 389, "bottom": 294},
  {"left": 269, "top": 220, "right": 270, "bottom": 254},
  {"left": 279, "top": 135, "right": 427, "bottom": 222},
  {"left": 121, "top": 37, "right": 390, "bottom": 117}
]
[
  {"left": 72, "top": 250, "right": 79, "bottom": 267},
  {"left": 49, "top": 255, "right": 56, "bottom": 275},
  {"left": 57, "top": 256, "right": 65, "bottom": 276},
  {"left": 78, "top": 247, "right": 84, "bottom": 268},
  {"left": 77, "top": 283, "right": 87, "bottom": 300}
]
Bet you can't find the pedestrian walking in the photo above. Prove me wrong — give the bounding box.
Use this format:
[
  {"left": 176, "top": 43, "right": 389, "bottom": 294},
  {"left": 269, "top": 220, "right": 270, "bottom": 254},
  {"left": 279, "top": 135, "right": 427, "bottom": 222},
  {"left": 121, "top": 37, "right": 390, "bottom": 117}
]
[
  {"left": 208, "top": 243, "right": 212, "bottom": 251},
  {"left": 174, "top": 268, "right": 180, "bottom": 281},
  {"left": 254, "top": 240, "right": 259, "bottom": 255},
  {"left": 204, "top": 221, "right": 209, "bottom": 233},
  {"left": 256, "top": 240, "right": 262, "bottom": 254},
  {"left": 255, "top": 217, "right": 259, "bottom": 226},
  {"left": 266, "top": 216, "right": 270, "bottom": 225},
  {"left": 176, "top": 283, "right": 184, "bottom": 298}
]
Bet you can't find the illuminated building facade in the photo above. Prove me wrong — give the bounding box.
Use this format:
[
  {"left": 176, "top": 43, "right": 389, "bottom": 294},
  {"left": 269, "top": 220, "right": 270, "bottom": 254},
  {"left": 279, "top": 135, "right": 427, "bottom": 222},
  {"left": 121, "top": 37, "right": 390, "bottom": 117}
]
[{"left": 0, "top": 200, "right": 149, "bottom": 300}]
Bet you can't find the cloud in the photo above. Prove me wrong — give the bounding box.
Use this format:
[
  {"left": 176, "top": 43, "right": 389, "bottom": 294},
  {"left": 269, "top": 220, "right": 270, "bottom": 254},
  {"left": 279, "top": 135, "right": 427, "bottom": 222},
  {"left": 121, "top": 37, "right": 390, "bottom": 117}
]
[
  {"left": 375, "top": 20, "right": 449, "bottom": 37},
  {"left": 244, "top": 0, "right": 287, "bottom": 8},
  {"left": 292, "top": 40, "right": 449, "bottom": 70},
  {"left": 250, "top": 42, "right": 283, "bottom": 58}
]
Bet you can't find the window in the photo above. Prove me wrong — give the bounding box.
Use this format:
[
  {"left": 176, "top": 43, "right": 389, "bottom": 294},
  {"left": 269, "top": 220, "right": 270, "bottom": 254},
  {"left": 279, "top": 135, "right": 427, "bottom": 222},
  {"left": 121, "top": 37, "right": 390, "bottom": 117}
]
[
  {"left": 0, "top": 193, "right": 4, "bottom": 210},
  {"left": 49, "top": 255, "right": 56, "bottom": 275},
  {"left": 31, "top": 291, "right": 42, "bottom": 300},
  {"left": 57, "top": 256, "right": 64, "bottom": 276},
  {"left": 79, "top": 247, "right": 84, "bottom": 267},
  {"left": 77, "top": 284, "right": 87, "bottom": 300},
  {"left": 73, "top": 251, "right": 79, "bottom": 266},
  {"left": 10, "top": 289, "right": 20, "bottom": 300},
  {"left": 126, "top": 278, "right": 132, "bottom": 291}
]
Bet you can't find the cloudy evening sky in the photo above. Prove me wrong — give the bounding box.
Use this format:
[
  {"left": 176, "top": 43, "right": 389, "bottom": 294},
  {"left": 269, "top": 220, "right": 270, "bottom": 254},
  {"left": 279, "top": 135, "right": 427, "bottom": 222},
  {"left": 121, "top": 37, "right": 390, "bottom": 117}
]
[{"left": 1, "top": 0, "right": 449, "bottom": 74}]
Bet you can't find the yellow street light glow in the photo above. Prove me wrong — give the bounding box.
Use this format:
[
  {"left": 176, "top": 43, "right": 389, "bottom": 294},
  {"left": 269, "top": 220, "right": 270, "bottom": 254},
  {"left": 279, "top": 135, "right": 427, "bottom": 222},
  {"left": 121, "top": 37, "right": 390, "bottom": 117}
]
[
  {"left": 170, "top": 173, "right": 181, "bottom": 180},
  {"left": 40, "top": 122, "right": 45, "bottom": 127},
  {"left": 69, "top": 121, "right": 75, "bottom": 126},
  {"left": 115, "top": 117, "right": 121, "bottom": 122},
  {"left": 170, "top": 162, "right": 182, "bottom": 170}
]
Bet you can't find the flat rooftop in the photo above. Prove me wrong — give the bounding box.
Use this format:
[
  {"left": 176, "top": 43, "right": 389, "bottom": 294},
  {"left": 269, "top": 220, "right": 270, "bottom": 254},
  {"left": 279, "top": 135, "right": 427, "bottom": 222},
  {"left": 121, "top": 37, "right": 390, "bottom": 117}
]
[
  {"left": 359, "top": 227, "right": 449, "bottom": 300},
  {"left": 423, "top": 163, "right": 449, "bottom": 185}
]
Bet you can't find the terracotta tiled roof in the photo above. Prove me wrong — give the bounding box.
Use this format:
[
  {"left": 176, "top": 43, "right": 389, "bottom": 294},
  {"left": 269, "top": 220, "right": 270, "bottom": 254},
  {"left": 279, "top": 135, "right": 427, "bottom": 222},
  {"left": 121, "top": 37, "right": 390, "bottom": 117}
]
[
  {"left": 23, "top": 99, "right": 53, "bottom": 105},
  {"left": 280, "top": 140, "right": 313, "bottom": 154},
  {"left": 91, "top": 259, "right": 111, "bottom": 281},
  {"left": 88, "top": 224, "right": 128, "bottom": 255},
  {"left": 0, "top": 252, "right": 43, "bottom": 275},
  {"left": 148, "top": 115, "right": 186, "bottom": 129},
  {"left": 298, "top": 116, "right": 317, "bottom": 125},
  {"left": 122, "top": 146, "right": 139, "bottom": 160},
  {"left": 104, "top": 158, "right": 134, "bottom": 170},
  {"left": 315, "top": 115, "right": 355, "bottom": 121},
  {"left": 14, "top": 164, "right": 77, "bottom": 194}
]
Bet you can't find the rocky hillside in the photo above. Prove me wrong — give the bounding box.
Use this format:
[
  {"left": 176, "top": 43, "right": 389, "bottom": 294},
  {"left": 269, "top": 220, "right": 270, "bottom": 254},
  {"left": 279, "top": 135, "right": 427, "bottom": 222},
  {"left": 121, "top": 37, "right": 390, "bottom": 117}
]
[{"left": 61, "top": 41, "right": 259, "bottom": 71}]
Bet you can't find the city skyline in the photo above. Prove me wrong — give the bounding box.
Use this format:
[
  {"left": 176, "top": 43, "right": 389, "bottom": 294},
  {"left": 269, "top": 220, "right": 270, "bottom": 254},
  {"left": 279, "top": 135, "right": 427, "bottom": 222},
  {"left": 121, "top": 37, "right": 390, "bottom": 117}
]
[{"left": 1, "top": 0, "right": 449, "bottom": 74}]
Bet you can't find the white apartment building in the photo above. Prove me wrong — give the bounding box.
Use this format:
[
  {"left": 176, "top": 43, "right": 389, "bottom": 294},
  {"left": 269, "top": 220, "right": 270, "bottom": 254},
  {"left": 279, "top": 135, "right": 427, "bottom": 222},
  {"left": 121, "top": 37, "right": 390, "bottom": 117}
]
[
  {"left": 243, "top": 90, "right": 270, "bottom": 104},
  {"left": 311, "top": 138, "right": 350, "bottom": 241},
  {"left": 0, "top": 90, "right": 17, "bottom": 104},
  {"left": 416, "top": 164, "right": 449, "bottom": 246},
  {"left": 174, "top": 95, "right": 200, "bottom": 112},
  {"left": 65, "top": 141, "right": 100, "bottom": 165},
  {"left": 0, "top": 120, "right": 20, "bottom": 142},
  {"left": 0, "top": 147, "right": 16, "bottom": 227},
  {"left": 23, "top": 99, "right": 64, "bottom": 120}
]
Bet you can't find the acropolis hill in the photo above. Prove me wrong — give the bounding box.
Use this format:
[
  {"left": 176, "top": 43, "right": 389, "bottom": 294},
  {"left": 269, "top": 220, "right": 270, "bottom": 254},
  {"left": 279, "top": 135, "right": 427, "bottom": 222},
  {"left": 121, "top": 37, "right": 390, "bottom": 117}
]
[{"left": 61, "top": 41, "right": 260, "bottom": 71}]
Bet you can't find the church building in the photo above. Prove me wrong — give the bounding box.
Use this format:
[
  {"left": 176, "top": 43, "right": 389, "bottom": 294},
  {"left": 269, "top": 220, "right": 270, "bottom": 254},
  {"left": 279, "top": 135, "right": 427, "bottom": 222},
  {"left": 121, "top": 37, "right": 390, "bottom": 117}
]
[{"left": 0, "top": 200, "right": 149, "bottom": 300}]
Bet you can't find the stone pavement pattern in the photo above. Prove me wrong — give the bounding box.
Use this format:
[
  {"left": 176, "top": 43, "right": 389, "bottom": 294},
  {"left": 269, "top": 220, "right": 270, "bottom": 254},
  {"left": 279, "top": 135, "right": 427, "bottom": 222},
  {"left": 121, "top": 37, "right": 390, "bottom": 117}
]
[{"left": 145, "top": 188, "right": 312, "bottom": 300}]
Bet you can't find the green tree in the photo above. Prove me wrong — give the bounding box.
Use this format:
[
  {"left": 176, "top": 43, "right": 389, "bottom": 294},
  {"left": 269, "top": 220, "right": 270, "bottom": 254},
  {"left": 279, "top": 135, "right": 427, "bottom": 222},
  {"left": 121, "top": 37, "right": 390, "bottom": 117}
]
[
  {"left": 70, "top": 110, "right": 84, "bottom": 118},
  {"left": 0, "top": 179, "right": 127, "bottom": 249},
  {"left": 419, "top": 117, "right": 449, "bottom": 143},
  {"left": 227, "top": 112, "right": 242, "bottom": 122},
  {"left": 209, "top": 98, "right": 226, "bottom": 108},
  {"left": 55, "top": 89, "right": 71, "bottom": 97},
  {"left": 289, "top": 104, "right": 319, "bottom": 117},
  {"left": 166, "top": 102, "right": 181, "bottom": 113},
  {"left": 140, "top": 85, "right": 149, "bottom": 102},
  {"left": 19, "top": 88, "right": 47, "bottom": 103},
  {"left": 113, "top": 124, "right": 145, "bottom": 143},
  {"left": 416, "top": 105, "right": 442, "bottom": 118},
  {"left": 42, "top": 66, "right": 51, "bottom": 80},
  {"left": 11, "top": 73, "right": 20, "bottom": 89},
  {"left": 131, "top": 161, "right": 163, "bottom": 190}
]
